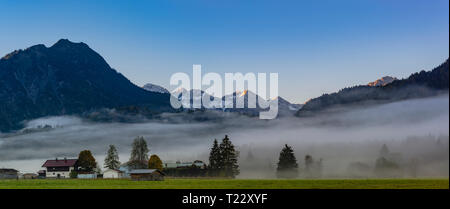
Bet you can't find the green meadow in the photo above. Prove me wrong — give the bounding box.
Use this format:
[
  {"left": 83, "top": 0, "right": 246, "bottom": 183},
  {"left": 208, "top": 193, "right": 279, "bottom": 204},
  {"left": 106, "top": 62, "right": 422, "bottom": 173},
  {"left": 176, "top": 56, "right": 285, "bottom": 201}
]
[{"left": 0, "top": 178, "right": 448, "bottom": 189}]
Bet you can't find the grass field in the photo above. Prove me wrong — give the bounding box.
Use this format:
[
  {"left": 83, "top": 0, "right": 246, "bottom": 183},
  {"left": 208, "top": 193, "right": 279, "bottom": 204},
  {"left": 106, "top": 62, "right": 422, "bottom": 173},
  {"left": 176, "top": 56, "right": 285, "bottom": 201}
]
[{"left": 0, "top": 178, "right": 448, "bottom": 189}]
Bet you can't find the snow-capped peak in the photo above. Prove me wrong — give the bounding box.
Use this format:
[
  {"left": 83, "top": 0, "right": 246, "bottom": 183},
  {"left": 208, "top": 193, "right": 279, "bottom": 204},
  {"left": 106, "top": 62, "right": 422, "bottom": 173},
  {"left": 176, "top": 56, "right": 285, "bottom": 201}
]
[
  {"left": 239, "top": 90, "right": 248, "bottom": 97},
  {"left": 142, "top": 83, "right": 169, "bottom": 94},
  {"left": 368, "top": 76, "right": 397, "bottom": 87}
]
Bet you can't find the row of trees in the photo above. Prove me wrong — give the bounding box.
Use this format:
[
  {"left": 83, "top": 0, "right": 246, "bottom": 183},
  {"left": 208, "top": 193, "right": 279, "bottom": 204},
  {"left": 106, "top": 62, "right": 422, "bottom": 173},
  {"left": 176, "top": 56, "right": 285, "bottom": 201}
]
[
  {"left": 73, "top": 136, "right": 313, "bottom": 179},
  {"left": 70, "top": 136, "right": 163, "bottom": 178},
  {"left": 104, "top": 136, "right": 163, "bottom": 170},
  {"left": 277, "top": 143, "right": 420, "bottom": 178},
  {"left": 75, "top": 135, "right": 439, "bottom": 179}
]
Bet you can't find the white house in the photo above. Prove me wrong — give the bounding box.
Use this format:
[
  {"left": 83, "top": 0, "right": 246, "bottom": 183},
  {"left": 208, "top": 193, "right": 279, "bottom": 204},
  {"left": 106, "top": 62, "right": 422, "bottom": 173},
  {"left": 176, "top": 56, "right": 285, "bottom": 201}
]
[
  {"left": 103, "top": 169, "right": 124, "bottom": 179},
  {"left": 41, "top": 158, "right": 78, "bottom": 178}
]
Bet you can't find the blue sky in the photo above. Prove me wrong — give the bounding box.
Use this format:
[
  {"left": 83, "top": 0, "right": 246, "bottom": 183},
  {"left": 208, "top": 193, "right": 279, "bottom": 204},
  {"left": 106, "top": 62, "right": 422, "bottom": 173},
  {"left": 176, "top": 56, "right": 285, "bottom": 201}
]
[{"left": 1, "top": 0, "right": 448, "bottom": 103}]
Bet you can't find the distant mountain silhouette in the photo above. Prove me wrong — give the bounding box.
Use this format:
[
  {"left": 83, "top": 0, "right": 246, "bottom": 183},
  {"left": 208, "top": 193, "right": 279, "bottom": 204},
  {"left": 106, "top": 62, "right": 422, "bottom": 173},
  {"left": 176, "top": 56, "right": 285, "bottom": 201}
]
[
  {"left": 296, "top": 59, "right": 449, "bottom": 117},
  {"left": 0, "top": 39, "right": 173, "bottom": 132}
]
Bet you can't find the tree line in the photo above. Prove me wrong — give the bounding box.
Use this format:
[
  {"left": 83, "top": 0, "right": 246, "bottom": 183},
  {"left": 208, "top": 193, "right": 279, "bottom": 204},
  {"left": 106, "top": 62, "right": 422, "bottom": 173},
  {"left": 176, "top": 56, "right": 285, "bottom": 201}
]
[
  {"left": 105, "top": 136, "right": 164, "bottom": 170},
  {"left": 71, "top": 135, "right": 319, "bottom": 179},
  {"left": 70, "top": 136, "right": 163, "bottom": 178},
  {"left": 94, "top": 135, "right": 240, "bottom": 178}
]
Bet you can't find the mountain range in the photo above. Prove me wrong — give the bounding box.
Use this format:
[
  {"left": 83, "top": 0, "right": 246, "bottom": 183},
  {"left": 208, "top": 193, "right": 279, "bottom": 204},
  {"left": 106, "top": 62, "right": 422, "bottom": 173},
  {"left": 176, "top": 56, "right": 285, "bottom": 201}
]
[
  {"left": 1, "top": 39, "right": 448, "bottom": 132},
  {"left": 153, "top": 87, "right": 302, "bottom": 117}
]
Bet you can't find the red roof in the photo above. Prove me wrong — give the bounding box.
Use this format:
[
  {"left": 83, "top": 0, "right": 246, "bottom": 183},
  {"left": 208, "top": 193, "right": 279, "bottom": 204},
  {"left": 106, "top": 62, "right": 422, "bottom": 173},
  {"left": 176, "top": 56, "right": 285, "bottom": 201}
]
[{"left": 42, "top": 159, "right": 77, "bottom": 167}]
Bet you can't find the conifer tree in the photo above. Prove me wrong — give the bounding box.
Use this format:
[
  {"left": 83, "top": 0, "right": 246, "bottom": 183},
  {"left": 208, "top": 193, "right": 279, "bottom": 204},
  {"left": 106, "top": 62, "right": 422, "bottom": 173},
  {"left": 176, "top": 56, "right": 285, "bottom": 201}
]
[
  {"left": 104, "top": 145, "right": 121, "bottom": 170},
  {"left": 208, "top": 139, "right": 221, "bottom": 176},
  {"left": 219, "top": 135, "right": 239, "bottom": 178},
  {"left": 276, "top": 144, "right": 298, "bottom": 178}
]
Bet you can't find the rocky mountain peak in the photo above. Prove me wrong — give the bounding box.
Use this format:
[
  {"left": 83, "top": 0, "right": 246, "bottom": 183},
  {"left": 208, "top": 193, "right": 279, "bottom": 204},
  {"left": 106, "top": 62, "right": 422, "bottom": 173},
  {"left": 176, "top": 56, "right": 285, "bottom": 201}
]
[{"left": 368, "top": 76, "right": 397, "bottom": 87}]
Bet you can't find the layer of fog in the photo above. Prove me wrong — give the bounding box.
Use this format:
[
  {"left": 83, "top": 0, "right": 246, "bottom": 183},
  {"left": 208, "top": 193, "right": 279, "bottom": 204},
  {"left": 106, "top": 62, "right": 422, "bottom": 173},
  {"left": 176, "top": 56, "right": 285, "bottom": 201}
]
[{"left": 0, "top": 95, "right": 448, "bottom": 178}]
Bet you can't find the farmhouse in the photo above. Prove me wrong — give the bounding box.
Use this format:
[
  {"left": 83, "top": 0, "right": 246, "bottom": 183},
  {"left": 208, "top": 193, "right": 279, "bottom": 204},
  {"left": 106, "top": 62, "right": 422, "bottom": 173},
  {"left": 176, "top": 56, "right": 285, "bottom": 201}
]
[
  {"left": 129, "top": 169, "right": 165, "bottom": 181},
  {"left": 0, "top": 168, "right": 18, "bottom": 179},
  {"left": 42, "top": 158, "right": 78, "bottom": 178},
  {"left": 103, "top": 169, "right": 124, "bottom": 179}
]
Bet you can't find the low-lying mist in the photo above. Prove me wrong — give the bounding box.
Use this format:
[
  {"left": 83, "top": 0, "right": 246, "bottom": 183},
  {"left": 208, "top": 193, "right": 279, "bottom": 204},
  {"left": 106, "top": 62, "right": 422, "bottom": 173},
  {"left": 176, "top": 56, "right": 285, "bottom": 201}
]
[{"left": 0, "top": 95, "right": 448, "bottom": 178}]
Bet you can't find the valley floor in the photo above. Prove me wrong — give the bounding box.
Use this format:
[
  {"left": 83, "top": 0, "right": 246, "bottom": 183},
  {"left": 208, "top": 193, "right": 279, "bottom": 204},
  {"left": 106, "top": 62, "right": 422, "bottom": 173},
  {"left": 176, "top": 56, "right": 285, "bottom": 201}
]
[{"left": 0, "top": 178, "right": 448, "bottom": 189}]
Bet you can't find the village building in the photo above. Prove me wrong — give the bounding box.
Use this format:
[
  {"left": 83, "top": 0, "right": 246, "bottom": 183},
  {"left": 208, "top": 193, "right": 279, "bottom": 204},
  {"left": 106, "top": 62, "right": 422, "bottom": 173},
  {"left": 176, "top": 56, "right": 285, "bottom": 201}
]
[
  {"left": 41, "top": 158, "right": 78, "bottom": 178},
  {"left": 22, "top": 173, "right": 38, "bottom": 179},
  {"left": 103, "top": 169, "right": 124, "bottom": 179},
  {"left": 193, "top": 160, "right": 207, "bottom": 169},
  {"left": 0, "top": 168, "right": 18, "bottom": 179},
  {"left": 117, "top": 161, "right": 148, "bottom": 178},
  {"left": 129, "top": 169, "right": 165, "bottom": 181},
  {"left": 118, "top": 164, "right": 132, "bottom": 178},
  {"left": 77, "top": 172, "right": 97, "bottom": 179},
  {"left": 163, "top": 160, "right": 207, "bottom": 169},
  {"left": 163, "top": 162, "right": 178, "bottom": 168},
  {"left": 37, "top": 170, "right": 46, "bottom": 178}
]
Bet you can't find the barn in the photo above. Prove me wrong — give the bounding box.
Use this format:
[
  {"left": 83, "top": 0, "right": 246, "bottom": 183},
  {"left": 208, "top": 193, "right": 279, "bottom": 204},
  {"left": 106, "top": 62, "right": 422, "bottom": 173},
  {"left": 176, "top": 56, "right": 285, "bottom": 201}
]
[
  {"left": 0, "top": 168, "right": 18, "bottom": 179},
  {"left": 129, "top": 169, "right": 165, "bottom": 181}
]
